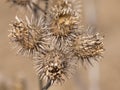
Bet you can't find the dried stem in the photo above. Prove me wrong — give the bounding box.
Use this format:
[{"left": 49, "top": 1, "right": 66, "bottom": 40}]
[
  {"left": 43, "top": 0, "right": 49, "bottom": 21},
  {"left": 39, "top": 79, "right": 43, "bottom": 90},
  {"left": 44, "top": 0, "right": 48, "bottom": 14},
  {"left": 29, "top": 2, "right": 46, "bottom": 19},
  {"left": 42, "top": 80, "right": 51, "bottom": 90}
]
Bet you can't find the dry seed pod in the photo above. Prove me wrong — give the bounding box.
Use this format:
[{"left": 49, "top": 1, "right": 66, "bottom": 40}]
[
  {"left": 8, "top": 16, "right": 49, "bottom": 56},
  {"left": 50, "top": 0, "right": 82, "bottom": 15},
  {"left": 34, "top": 50, "right": 77, "bottom": 85},
  {"left": 47, "top": 0, "right": 83, "bottom": 49},
  {"left": 72, "top": 31, "right": 104, "bottom": 64}
]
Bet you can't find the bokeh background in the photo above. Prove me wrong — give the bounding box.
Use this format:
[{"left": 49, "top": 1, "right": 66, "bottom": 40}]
[{"left": 0, "top": 0, "right": 120, "bottom": 90}]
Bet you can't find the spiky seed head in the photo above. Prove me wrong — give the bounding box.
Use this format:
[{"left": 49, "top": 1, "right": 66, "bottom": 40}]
[
  {"left": 72, "top": 32, "right": 104, "bottom": 64},
  {"left": 50, "top": 0, "right": 82, "bottom": 16},
  {"left": 8, "top": 16, "right": 49, "bottom": 56},
  {"left": 47, "top": 0, "right": 82, "bottom": 49},
  {"left": 34, "top": 50, "right": 76, "bottom": 84}
]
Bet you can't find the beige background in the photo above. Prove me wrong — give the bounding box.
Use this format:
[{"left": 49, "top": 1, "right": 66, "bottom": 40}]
[{"left": 0, "top": 0, "right": 120, "bottom": 90}]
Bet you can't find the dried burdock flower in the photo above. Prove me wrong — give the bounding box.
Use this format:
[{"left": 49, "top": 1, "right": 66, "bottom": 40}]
[
  {"left": 34, "top": 49, "right": 77, "bottom": 85},
  {"left": 72, "top": 29, "right": 104, "bottom": 65},
  {"left": 50, "top": 0, "right": 82, "bottom": 15},
  {"left": 8, "top": 16, "right": 49, "bottom": 56},
  {"left": 47, "top": 0, "right": 83, "bottom": 49}
]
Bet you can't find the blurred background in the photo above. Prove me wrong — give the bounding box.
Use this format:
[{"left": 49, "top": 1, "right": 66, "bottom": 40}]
[{"left": 0, "top": 0, "right": 120, "bottom": 90}]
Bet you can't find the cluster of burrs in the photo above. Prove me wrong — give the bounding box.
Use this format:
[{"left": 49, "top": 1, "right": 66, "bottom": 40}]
[{"left": 7, "top": 0, "right": 104, "bottom": 88}]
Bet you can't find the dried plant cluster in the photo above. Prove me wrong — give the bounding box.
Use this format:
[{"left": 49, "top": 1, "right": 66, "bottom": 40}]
[{"left": 7, "top": 0, "right": 104, "bottom": 88}]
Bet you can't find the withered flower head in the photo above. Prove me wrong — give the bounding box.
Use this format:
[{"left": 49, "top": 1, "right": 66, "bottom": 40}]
[
  {"left": 8, "top": 16, "right": 49, "bottom": 56},
  {"left": 47, "top": 0, "right": 82, "bottom": 49},
  {"left": 50, "top": 0, "right": 82, "bottom": 16},
  {"left": 34, "top": 50, "right": 76, "bottom": 84},
  {"left": 72, "top": 30, "right": 104, "bottom": 64}
]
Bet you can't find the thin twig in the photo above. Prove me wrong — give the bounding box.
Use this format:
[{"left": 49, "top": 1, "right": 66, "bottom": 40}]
[
  {"left": 44, "top": 0, "right": 49, "bottom": 15},
  {"left": 28, "top": 1, "right": 46, "bottom": 19},
  {"left": 44, "top": 0, "right": 49, "bottom": 21},
  {"left": 32, "top": 2, "right": 45, "bottom": 14},
  {"left": 39, "top": 79, "right": 43, "bottom": 90},
  {"left": 42, "top": 79, "right": 51, "bottom": 90}
]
